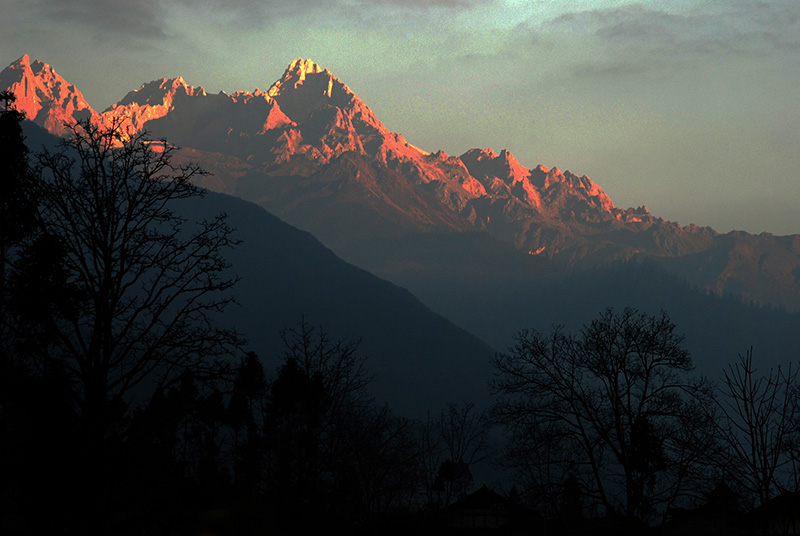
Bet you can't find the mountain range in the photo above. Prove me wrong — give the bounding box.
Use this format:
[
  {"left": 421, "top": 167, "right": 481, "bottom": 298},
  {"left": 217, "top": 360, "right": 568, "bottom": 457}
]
[{"left": 3, "top": 54, "right": 799, "bottom": 393}]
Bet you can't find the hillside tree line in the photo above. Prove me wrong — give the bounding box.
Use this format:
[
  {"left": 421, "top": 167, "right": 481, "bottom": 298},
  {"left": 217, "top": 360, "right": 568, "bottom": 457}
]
[{"left": 491, "top": 307, "right": 800, "bottom": 533}]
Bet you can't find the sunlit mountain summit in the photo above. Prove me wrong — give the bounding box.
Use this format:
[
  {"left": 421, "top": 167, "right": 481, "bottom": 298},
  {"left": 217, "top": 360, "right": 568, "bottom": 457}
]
[
  {"left": 0, "top": 54, "right": 95, "bottom": 135},
  {"left": 3, "top": 55, "right": 800, "bottom": 313}
]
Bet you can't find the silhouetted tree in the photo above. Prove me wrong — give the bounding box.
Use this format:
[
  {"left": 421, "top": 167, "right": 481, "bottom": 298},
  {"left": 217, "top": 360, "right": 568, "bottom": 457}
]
[
  {"left": 0, "top": 91, "right": 38, "bottom": 355},
  {"left": 342, "top": 404, "right": 422, "bottom": 520},
  {"left": 0, "top": 89, "right": 17, "bottom": 111},
  {"left": 711, "top": 348, "right": 800, "bottom": 507},
  {"left": 227, "top": 351, "right": 268, "bottom": 497},
  {"left": 272, "top": 316, "right": 373, "bottom": 499},
  {"left": 0, "top": 94, "right": 74, "bottom": 361},
  {"left": 421, "top": 402, "right": 491, "bottom": 509},
  {"left": 31, "top": 117, "right": 241, "bottom": 527},
  {"left": 491, "top": 308, "right": 715, "bottom": 525},
  {"left": 560, "top": 473, "right": 584, "bottom": 523},
  {"left": 106, "top": 366, "right": 232, "bottom": 527},
  {"left": 279, "top": 315, "right": 373, "bottom": 413},
  {"left": 0, "top": 93, "right": 86, "bottom": 534},
  {"left": 263, "top": 317, "right": 428, "bottom": 526},
  {"left": 0, "top": 335, "right": 82, "bottom": 534}
]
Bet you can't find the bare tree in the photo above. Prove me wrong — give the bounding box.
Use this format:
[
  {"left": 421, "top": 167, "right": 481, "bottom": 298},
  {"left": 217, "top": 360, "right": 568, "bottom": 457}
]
[
  {"left": 0, "top": 89, "right": 16, "bottom": 111},
  {"left": 423, "top": 402, "right": 491, "bottom": 508},
  {"left": 278, "top": 315, "right": 373, "bottom": 418},
  {"left": 264, "top": 317, "right": 376, "bottom": 524},
  {"left": 33, "top": 118, "right": 241, "bottom": 469},
  {"left": 439, "top": 402, "right": 491, "bottom": 469},
  {"left": 491, "top": 308, "right": 715, "bottom": 524},
  {"left": 711, "top": 348, "right": 800, "bottom": 507},
  {"left": 345, "top": 405, "right": 422, "bottom": 519},
  {"left": 0, "top": 92, "right": 38, "bottom": 355},
  {"left": 266, "top": 317, "right": 428, "bottom": 524}
]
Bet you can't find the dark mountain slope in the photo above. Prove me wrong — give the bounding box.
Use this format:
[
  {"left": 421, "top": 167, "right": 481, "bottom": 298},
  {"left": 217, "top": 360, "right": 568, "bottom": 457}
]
[
  {"left": 192, "top": 191, "right": 496, "bottom": 413},
  {"left": 441, "top": 269, "right": 799, "bottom": 379},
  {"left": 20, "top": 121, "right": 495, "bottom": 415}
]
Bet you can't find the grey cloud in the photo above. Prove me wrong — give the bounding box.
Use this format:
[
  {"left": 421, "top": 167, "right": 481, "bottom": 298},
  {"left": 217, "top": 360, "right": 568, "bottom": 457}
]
[
  {"left": 363, "top": 0, "right": 490, "bottom": 6},
  {"left": 553, "top": 5, "right": 725, "bottom": 56},
  {"left": 548, "top": 1, "right": 800, "bottom": 79},
  {"left": 569, "top": 60, "right": 651, "bottom": 80},
  {"left": 739, "top": 1, "right": 800, "bottom": 53},
  {"left": 176, "top": 0, "right": 492, "bottom": 20},
  {"left": 28, "top": 0, "right": 488, "bottom": 41},
  {"left": 31, "top": 0, "right": 169, "bottom": 40}
]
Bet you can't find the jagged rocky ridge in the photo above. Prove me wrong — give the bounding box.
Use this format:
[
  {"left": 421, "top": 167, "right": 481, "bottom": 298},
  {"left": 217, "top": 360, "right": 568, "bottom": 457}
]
[{"left": 3, "top": 54, "right": 800, "bottom": 312}]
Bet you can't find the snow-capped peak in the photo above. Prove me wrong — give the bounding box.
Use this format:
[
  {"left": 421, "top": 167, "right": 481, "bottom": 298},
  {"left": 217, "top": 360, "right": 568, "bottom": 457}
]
[
  {"left": 14, "top": 53, "right": 31, "bottom": 70},
  {"left": 267, "top": 58, "right": 331, "bottom": 99},
  {"left": 287, "top": 58, "right": 325, "bottom": 80},
  {"left": 112, "top": 77, "right": 206, "bottom": 109},
  {"left": 101, "top": 77, "right": 207, "bottom": 133},
  {"left": 263, "top": 58, "right": 387, "bottom": 136},
  {"left": 0, "top": 55, "right": 97, "bottom": 135}
]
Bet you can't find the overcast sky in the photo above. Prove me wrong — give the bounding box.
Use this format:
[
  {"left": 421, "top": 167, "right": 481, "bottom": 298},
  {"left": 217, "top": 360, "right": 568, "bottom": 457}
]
[{"left": 3, "top": 0, "right": 799, "bottom": 234}]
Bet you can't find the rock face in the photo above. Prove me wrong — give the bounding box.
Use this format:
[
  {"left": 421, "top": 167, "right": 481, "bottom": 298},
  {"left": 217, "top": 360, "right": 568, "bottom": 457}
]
[
  {"left": 101, "top": 77, "right": 210, "bottom": 133},
  {"left": 3, "top": 55, "right": 800, "bottom": 312},
  {"left": 0, "top": 55, "right": 98, "bottom": 135}
]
